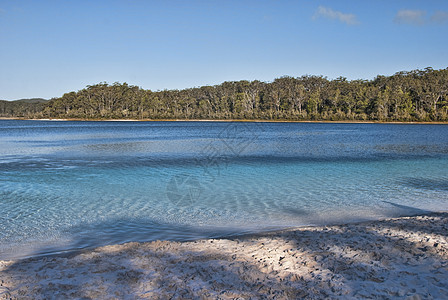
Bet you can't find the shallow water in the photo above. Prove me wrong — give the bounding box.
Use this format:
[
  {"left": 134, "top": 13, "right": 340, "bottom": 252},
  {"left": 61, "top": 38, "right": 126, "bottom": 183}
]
[{"left": 1, "top": 120, "right": 447, "bottom": 259}]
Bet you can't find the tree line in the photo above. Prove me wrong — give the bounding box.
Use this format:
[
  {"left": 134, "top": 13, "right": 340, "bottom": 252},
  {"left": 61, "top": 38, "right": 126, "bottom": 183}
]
[
  {"left": 2, "top": 67, "right": 448, "bottom": 121},
  {"left": 0, "top": 98, "right": 48, "bottom": 118}
]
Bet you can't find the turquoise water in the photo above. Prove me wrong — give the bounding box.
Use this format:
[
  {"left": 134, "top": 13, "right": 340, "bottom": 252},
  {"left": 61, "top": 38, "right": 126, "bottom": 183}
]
[{"left": 1, "top": 120, "right": 447, "bottom": 259}]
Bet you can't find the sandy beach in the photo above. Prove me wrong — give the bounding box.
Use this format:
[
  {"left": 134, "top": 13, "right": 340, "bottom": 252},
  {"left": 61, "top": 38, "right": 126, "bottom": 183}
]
[
  {"left": 2, "top": 117, "right": 448, "bottom": 124},
  {"left": 1, "top": 212, "right": 447, "bottom": 299}
]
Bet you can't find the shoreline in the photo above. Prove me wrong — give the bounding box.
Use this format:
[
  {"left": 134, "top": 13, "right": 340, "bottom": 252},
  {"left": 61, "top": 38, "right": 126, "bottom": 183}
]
[
  {"left": 1, "top": 212, "right": 447, "bottom": 298},
  {"left": 1, "top": 117, "right": 448, "bottom": 124},
  {"left": 0, "top": 208, "right": 446, "bottom": 262}
]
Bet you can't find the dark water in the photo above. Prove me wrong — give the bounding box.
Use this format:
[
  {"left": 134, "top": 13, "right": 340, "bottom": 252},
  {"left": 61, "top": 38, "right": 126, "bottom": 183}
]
[{"left": 0, "top": 120, "right": 447, "bottom": 259}]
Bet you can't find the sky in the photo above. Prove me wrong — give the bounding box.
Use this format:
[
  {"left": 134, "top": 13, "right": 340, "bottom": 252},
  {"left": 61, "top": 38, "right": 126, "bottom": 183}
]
[{"left": 0, "top": 0, "right": 447, "bottom": 100}]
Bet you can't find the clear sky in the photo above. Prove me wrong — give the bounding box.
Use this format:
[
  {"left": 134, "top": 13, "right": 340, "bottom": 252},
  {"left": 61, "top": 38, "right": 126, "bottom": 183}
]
[{"left": 0, "top": 0, "right": 447, "bottom": 100}]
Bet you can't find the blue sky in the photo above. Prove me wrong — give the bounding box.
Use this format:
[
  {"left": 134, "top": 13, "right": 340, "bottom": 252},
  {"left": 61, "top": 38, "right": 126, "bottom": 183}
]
[{"left": 0, "top": 0, "right": 447, "bottom": 100}]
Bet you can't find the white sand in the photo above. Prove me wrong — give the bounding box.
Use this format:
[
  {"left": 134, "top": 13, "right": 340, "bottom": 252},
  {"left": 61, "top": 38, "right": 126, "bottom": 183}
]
[{"left": 1, "top": 213, "right": 447, "bottom": 299}]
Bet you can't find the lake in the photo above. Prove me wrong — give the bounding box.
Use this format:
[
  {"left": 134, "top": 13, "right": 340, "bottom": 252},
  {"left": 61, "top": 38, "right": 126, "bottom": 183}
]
[{"left": 0, "top": 120, "right": 447, "bottom": 259}]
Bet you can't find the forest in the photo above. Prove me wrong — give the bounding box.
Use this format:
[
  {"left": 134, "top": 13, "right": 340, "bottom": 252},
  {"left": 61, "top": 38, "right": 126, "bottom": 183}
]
[
  {"left": 1, "top": 67, "right": 448, "bottom": 121},
  {"left": 0, "top": 98, "right": 48, "bottom": 118}
]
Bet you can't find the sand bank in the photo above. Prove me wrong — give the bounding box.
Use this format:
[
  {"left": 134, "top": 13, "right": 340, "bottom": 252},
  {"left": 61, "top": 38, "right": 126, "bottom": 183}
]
[
  {"left": 2, "top": 117, "right": 448, "bottom": 124},
  {"left": 1, "top": 213, "right": 447, "bottom": 299}
]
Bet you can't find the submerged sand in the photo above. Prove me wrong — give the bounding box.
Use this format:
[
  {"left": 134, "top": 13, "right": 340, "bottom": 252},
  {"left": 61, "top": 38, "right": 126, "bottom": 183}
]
[{"left": 1, "top": 213, "right": 447, "bottom": 299}]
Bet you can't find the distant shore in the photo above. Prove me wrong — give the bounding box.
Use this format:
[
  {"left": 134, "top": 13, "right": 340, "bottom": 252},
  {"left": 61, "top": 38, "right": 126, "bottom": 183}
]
[
  {"left": 1, "top": 117, "right": 448, "bottom": 124},
  {"left": 1, "top": 212, "right": 447, "bottom": 299}
]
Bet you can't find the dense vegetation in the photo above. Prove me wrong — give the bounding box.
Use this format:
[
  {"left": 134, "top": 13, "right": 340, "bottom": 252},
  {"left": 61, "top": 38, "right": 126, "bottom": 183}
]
[
  {"left": 2, "top": 67, "right": 448, "bottom": 121},
  {"left": 0, "top": 98, "right": 48, "bottom": 118}
]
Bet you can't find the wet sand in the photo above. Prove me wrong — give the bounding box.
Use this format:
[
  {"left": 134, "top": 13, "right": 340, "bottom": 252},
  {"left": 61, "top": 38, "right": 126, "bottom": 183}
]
[{"left": 1, "top": 212, "right": 447, "bottom": 299}]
